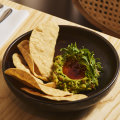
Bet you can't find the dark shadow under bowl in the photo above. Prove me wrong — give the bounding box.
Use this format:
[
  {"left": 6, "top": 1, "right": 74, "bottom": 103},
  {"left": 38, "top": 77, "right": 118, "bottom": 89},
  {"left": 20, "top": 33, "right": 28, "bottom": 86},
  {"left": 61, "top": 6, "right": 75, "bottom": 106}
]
[{"left": 2, "top": 25, "right": 120, "bottom": 112}]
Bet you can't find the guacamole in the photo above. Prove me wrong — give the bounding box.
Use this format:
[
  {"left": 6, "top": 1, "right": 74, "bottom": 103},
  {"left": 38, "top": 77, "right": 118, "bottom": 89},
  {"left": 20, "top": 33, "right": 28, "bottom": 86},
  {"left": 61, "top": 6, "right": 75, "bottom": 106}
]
[{"left": 51, "top": 43, "right": 102, "bottom": 94}]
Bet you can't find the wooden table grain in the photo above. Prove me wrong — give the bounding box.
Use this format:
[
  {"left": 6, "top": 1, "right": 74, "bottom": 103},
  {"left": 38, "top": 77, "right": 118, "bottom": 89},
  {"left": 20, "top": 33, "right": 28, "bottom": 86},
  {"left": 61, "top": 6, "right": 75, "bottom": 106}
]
[{"left": 0, "top": 0, "right": 120, "bottom": 120}]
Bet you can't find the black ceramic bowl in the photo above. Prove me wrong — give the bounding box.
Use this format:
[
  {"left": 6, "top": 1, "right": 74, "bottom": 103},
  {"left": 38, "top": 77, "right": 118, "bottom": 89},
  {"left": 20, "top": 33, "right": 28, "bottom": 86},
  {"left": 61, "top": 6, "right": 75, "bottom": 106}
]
[{"left": 2, "top": 25, "right": 120, "bottom": 112}]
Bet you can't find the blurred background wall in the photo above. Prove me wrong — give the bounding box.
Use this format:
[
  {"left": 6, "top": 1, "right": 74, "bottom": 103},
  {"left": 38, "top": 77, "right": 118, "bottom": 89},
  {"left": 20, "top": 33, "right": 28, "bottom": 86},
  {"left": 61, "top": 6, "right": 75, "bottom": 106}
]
[{"left": 11, "top": 0, "right": 100, "bottom": 31}]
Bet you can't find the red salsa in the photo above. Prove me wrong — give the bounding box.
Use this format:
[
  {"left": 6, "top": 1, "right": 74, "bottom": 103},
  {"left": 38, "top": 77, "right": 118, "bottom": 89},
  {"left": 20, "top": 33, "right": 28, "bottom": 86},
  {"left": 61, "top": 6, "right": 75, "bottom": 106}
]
[{"left": 63, "top": 60, "right": 86, "bottom": 79}]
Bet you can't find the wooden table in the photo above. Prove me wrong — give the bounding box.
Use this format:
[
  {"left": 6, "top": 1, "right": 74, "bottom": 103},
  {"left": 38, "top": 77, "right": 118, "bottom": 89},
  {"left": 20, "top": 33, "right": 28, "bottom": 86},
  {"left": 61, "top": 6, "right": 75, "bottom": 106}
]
[{"left": 0, "top": 0, "right": 120, "bottom": 120}]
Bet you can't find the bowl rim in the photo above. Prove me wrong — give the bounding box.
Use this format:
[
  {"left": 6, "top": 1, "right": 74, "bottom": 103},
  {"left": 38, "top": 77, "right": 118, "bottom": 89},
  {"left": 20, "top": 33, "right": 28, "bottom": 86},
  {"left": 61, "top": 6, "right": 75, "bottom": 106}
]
[{"left": 2, "top": 25, "right": 120, "bottom": 105}]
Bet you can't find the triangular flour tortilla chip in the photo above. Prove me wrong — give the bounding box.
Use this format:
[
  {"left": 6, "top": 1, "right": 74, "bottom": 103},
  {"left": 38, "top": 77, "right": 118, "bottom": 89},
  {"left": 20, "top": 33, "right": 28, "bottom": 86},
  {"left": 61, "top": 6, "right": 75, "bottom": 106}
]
[
  {"left": 29, "top": 21, "right": 59, "bottom": 78},
  {"left": 17, "top": 40, "right": 47, "bottom": 81},
  {"left": 12, "top": 53, "right": 30, "bottom": 73},
  {"left": 38, "top": 83, "right": 72, "bottom": 97},
  {"left": 5, "top": 68, "right": 72, "bottom": 97},
  {"left": 44, "top": 82, "right": 56, "bottom": 88},
  {"left": 5, "top": 68, "right": 42, "bottom": 89},
  {"left": 12, "top": 53, "right": 43, "bottom": 84},
  {"left": 21, "top": 87, "right": 88, "bottom": 101}
]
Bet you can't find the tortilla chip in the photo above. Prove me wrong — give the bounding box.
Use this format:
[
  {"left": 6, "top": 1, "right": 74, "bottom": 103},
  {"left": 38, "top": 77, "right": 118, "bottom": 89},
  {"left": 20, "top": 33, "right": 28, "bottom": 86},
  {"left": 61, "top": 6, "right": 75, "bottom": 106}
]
[
  {"left": 5, "top": 68, "right": 72, "bottom": 97},
  {"left": 38, "top": 84, "right": 72, "bottom": 97},
  {"left": 12, "top": 53, "right": 44, "bottom": 84},
  {"left": 17, "top": 40, "right": 47, "bottom": 81},
  {"left": 12, "top": 53, "right": 30, "bottom": 73},
  {"left": 44, "top": 82, "right": 56, "bottom": 88},
  {"left": 21, "top": 87, "right": 87, "bottom": 101},
  {"left": 4, "top": 68, "right": 42, "bottom": 89},
  {"left": 29, "top": 22, "right": 59, "bottom": 78}
]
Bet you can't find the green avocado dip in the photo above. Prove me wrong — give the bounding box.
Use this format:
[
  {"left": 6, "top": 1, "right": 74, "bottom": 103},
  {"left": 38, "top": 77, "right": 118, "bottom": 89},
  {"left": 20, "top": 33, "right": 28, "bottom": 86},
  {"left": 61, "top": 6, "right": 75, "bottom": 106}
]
[{"left": 51, "top": 43, "right": 102, "bottom": 94}]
